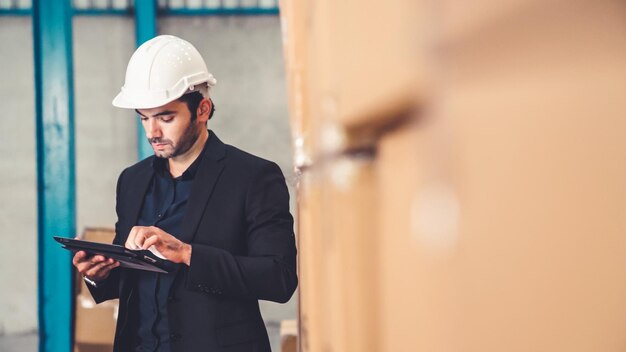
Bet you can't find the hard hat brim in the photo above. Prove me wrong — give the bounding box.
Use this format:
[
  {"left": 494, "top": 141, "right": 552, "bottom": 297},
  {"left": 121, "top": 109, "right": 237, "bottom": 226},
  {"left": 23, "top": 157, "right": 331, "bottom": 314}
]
[
  {"left": 111, "top": 91, "right": 183, "bottom": 110},
  {"left": 112, "top": 92, "right": 139, "bottom": 109}
]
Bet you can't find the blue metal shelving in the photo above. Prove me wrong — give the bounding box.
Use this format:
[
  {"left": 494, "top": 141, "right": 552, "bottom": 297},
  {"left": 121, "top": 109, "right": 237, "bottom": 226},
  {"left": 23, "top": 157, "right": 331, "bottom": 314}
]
[{"left": 32, "top": 0, "right": 76, "bottom": 351}]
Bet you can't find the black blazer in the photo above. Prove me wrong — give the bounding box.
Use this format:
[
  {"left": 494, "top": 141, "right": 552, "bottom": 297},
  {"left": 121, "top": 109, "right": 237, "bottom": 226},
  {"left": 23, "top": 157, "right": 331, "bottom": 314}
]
[{"left": 88, "top": 131, "right": 298, "bottom": 352}]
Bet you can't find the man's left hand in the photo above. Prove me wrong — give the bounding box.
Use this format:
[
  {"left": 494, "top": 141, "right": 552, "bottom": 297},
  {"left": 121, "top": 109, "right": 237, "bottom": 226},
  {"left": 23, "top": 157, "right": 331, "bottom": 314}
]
[{"left": 125, "top": 226, "right": 192, "bottom": 266}]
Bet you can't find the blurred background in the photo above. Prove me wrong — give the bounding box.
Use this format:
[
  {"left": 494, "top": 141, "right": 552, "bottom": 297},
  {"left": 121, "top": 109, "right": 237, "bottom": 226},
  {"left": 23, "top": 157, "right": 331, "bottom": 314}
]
[{"left": 3, "top": 0, "right": 626, "bottom": 351}]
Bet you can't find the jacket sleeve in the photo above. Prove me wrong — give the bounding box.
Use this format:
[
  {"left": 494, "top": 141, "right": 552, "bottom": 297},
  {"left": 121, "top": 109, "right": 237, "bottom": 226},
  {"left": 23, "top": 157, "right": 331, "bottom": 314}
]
[
  {"left": 86, "top": 268, "right": 121, "bottom": 303},
  {"left": 86, "top": 168, "right": 127, "bottom": 303},
  {"left": 185, "top": 161, "right": 298, "bottom": 303}
]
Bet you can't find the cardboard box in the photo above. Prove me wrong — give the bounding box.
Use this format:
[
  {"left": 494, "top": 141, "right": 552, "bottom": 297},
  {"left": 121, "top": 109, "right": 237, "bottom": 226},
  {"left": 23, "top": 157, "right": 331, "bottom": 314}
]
[
  {"left": 290, "top": 0, "right": 626, "bottom": 351},
  {"left": 75, "top": 293, "right": 117, "bottom": 348},
  {"left": 303, "top": 0, "right": 423, "bottom": 137},
  {"left": 278, "top": 0, "right": 316, "bottom": 170},
  {"left": 296, "top": 171, "right": 324, "bottom": 352},
  {"left": 298, "top": 157, "right": 380, "bottom": 352},
  {"left": 279, "top": 0, "right": 424, "bottom": 168},
  {"left": 280, "top": 319, "right": 298, "bottom": 352},
  {"left": 375, "top": 119, "right": 425, "bottom": 352},
  {"left": 324, "top": 156, "right": 379, "bottom": 352},
  {"left": 375, "top": 1, "right": 626, "bottom": 351}
]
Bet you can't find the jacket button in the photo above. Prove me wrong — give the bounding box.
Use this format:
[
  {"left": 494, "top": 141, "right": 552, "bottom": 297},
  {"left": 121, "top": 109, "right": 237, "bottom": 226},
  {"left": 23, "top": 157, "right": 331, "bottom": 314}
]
[{"left": 170, "top": 333, "right": 182, "bottom": 341}]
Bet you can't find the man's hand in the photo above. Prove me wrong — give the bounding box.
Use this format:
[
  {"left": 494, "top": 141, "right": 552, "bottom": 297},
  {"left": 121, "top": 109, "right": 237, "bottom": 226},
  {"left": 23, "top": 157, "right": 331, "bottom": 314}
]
[
  {"left": 125, "top": 226, "right": 192, "bottom": 266},
  {"left": 73, "top": 251, "right": 119, "bottom": 282}
]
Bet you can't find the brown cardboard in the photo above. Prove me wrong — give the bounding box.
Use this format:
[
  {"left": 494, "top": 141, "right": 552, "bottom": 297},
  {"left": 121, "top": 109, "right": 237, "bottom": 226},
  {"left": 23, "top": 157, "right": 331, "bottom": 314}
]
[
  {"left": 303, "top": 0, "right": 422, "bottom": 137},
  {"left": 376, "top": 1, "right": 626, "bottom": 351},
  {"left": 280, "top": 319, "right": 298, "bottom": 352},
  {"left": 79, "top": 227, "right": 115, "bottom": 243},
  {"left": 298, "top": 157, "right": 379, "bottom": 352},
  {"left": 375, "top": 119, "right": 424, "bottom": 352},
  {"left": 296, "top": 171, "right": 324, "bottom": 352},
  {"left": 280, "top": 0, "right": 423, "bottom": 167},
  {"left": 285, "top": 1, "right": 626, "bottom": 350},
  {"left": 75, "top": 294, "right": 117, "bottom": 346},
  {"left": 322, "top": 157, "right": 379, "bottom": 352},
  {"left": 278, "top": 0, "right": 316, "bottom": 169}
]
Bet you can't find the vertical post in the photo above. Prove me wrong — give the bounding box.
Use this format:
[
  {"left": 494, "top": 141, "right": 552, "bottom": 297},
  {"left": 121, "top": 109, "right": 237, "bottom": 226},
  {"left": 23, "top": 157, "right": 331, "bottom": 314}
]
[
  {"left": 32, "top": 0, "right": 75, "bottom": 351},
  {"left": 134, "top": 0, "right": 158, "bottom": 160}
]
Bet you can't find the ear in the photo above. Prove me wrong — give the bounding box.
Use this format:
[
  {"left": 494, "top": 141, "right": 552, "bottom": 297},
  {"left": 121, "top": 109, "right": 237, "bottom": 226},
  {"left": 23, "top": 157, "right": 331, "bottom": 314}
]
[{"left": 197, "top": 99, "right": 211, "bottom": 123}]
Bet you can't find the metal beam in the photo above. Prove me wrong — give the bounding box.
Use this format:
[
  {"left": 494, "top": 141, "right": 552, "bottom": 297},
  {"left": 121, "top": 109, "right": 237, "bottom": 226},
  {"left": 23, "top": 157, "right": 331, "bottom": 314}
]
[
  {"left": 160, "top": 7, "right": 279, "bottom": 15},
  {"left": 32, "top": 0, "right": 75, "bottom": 351},
  {"left": 134, "top": 0, "right": 158, "bottom": 160}
]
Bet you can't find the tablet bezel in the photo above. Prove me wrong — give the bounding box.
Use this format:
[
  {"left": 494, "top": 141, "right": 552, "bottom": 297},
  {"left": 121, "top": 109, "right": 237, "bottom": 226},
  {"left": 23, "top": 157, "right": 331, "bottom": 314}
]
[{"left": 54, "top": 236, "right": 169, "bottom": 274}]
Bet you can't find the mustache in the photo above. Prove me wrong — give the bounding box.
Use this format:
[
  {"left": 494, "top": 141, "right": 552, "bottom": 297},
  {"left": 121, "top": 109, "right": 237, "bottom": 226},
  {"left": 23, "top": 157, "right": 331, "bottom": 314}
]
[{"left": 148, "top": 137, "right": 172, "bottom": 145}]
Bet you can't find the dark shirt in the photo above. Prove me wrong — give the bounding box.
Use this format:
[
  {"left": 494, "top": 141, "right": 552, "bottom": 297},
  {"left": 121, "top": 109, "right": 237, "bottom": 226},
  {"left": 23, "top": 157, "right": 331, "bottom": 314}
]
[{"left": 133, "top": 143, "right": 206, "bottom": 352}]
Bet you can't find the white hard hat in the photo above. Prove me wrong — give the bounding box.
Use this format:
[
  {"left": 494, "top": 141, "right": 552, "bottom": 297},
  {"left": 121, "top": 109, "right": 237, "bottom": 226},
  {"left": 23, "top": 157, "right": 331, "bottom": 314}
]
[{"left": 112, "top": 35, "right": 217, "bottom": 109}]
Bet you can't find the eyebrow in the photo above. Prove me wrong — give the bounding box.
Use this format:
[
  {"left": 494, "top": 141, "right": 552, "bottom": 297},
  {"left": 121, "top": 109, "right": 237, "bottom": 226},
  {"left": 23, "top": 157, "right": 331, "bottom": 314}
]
[{"left": 135, "top": 109, "right": 177, "bottom": 118}]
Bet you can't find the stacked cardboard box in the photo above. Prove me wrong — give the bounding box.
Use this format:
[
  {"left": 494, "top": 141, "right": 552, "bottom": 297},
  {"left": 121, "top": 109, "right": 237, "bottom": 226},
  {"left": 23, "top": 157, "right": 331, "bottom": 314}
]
[
  {"left": 395, "top": 1, "right": 626, "bottom": 350},
  {"left": 279, "top": 0, "right": 421, "bottom": 351},
  {"left": 281, "top": 0, "right": 626, "bottom": 351},
  {"left": 280, "top": 319, "right": 298, "bottom": 352}
]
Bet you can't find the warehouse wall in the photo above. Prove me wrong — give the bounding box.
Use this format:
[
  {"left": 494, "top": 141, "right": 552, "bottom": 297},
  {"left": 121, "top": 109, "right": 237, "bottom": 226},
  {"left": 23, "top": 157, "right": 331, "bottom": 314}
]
[
  {"left": 74, "top": 17, "right": 137, "bottom": 234},
  {"left": 0, "top": 15, "right": 295, "bottom": 351},
  {"left": 0, "top": 17, "right": 37, "bottom": 336}
]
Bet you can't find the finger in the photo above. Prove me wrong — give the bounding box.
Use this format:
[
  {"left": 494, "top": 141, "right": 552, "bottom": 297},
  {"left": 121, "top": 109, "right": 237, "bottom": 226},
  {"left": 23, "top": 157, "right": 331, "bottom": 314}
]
[
  {"left": 79, "top": 256, "right": 110, "bottom": 275},
  {"left": 85, "top": 256, "right": 105, "bottom": 267},
  {"left": 100, "top": 260, "right": 121, "bottom": 273},
  {"left": 126, "top": 226, "right": 140, "bottom": 249},
  {"left": 72, "top": 251, "right": 86, "bottom": 266},
  {"left": 99, "top": 260, "right": 119, "bottom": 272},
  {"left": 134, "top": 232, "right": 146, "bottom": 249},
  {"left": 99, "top": 262, "right": 120, "bottom": 275},
  {"left": 76, "top": 260, "right": 98, "bottom": 275},
  {"left": 142, "top": 235, "right": 159, "bottom": 250},
  {"left": 85, "top": 260, "right": 115, "bottom": 278},
  {"left": 134, "top": 228, "right": 152, "bottom": 249},
  {"left": 73, "top": 251, "right": 96, "bottom": 268},
  {"left": 75, "top": 263, "right": 89, "bottom": 274},
  {"left": 92, "top": 255, "right": 107, "bottom": 262}
]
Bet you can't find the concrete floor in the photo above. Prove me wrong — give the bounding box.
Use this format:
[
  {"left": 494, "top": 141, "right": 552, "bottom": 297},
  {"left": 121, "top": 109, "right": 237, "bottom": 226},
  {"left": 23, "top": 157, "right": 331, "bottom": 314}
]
[{"left": 0, "top": 331, "right": 37, "bottom": 352}]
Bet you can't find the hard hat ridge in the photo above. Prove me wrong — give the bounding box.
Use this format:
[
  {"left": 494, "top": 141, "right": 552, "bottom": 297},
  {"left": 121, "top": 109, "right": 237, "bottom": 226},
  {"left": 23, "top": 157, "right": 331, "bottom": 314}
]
[{"left": 112, "top": 35, "right": 216, "bottom": 109}]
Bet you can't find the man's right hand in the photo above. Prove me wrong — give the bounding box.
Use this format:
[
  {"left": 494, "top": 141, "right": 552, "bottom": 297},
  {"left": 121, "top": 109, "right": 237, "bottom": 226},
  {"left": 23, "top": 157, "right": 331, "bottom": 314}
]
[{"left": 72, "top": 251, "right": 120, "bottom": 282}]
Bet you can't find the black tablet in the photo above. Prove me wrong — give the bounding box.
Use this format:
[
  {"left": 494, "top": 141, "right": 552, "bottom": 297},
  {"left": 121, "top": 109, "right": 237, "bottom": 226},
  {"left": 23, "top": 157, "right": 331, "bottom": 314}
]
[{"left": 54, "top": 236, "right": 169, "bottom": 273}]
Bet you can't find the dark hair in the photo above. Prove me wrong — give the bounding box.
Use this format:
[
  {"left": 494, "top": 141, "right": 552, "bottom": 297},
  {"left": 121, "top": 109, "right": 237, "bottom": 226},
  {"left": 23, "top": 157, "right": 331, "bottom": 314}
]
[{"left": 178, "top": 91, "right": 215, "bottom": 120}]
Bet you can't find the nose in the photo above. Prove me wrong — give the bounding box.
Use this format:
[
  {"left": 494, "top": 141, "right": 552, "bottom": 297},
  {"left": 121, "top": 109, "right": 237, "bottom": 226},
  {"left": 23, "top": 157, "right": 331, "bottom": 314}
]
[{"left": 143, "top": 118, "right": 161, "bottom": 140}]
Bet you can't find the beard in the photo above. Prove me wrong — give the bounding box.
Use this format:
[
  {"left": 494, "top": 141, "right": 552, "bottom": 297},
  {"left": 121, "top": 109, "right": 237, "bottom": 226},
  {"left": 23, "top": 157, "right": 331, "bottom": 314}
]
[{"left": 148, "top": 120, "right": 201, "bottom": 159}]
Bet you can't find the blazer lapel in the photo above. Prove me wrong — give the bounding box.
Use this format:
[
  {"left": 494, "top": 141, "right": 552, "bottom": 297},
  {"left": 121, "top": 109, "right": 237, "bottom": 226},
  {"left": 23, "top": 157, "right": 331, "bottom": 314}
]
[
  {"left": 179, "top": 131, "right": 226, "bottom": 243},
  {"left": 125, "top": 162, "right": 154, "bottom": 234}
]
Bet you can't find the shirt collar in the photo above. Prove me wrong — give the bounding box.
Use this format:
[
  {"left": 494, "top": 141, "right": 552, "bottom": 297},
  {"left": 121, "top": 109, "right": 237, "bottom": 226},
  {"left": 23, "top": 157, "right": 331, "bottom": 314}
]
[{"left": 151, "top": 133, "right": 210, "bottom": 180}]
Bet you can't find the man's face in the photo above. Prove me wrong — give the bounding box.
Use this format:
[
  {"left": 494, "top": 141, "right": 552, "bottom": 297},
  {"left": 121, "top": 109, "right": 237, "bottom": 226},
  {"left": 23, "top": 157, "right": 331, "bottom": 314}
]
[{"left": 137, "top": 99, "right": 202, "bottom": 159}]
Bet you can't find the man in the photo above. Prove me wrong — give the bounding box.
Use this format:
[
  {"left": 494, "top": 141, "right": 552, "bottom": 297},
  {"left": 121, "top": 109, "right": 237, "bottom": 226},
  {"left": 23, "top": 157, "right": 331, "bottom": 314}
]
[{"left": 72, "top": 35, "right": 298, "bottom": 352}]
